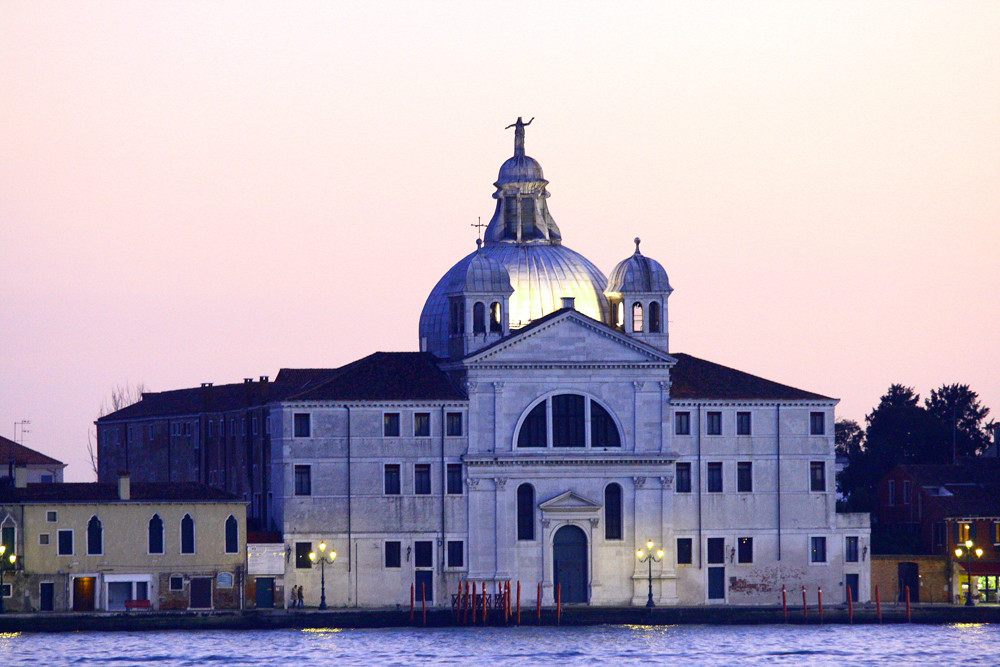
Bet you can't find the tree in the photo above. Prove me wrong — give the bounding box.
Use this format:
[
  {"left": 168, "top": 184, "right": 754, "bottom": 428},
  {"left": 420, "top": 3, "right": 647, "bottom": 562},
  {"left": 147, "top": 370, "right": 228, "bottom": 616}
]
[
  {"left": 924, "top": 383, "right": 994, "bottom": 458},
  {"left": 86, "top": 382, "right": 148, "bottom": 480}
]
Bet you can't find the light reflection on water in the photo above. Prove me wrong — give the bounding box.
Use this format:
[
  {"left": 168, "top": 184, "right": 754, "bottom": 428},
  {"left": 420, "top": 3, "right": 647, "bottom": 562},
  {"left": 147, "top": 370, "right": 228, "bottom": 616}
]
[{"left": 1, "top": 624, "right": 999, "bottom": 666}]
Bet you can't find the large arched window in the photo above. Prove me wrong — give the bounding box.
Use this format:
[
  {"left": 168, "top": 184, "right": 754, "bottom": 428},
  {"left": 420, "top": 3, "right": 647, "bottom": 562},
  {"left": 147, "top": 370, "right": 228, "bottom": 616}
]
[
  {"left": 148, "top": 514, "right": 164, "bottom": 554},
  {"left": 604, "top": 484, "right": 623, "bottom": 540},
  {"left": 225, "top": 515, "right": 239, "bottom": 554},
  {"left": 632, "top": 302, "right": 644, "bottom": 332},
  {"left": 473, "top": 302, "right": 486, "bottom": 334},
  {"left": 515, "top": 394, "right": 622, "bottom": 449},
  {"left": 648, "top": 301, "right": 661, "bottom": 333},
  {"left": 517, "top": 484, "right": 535, "bottom": 541},
  {"left": 87, "top": 516, "right": 103, "bottom": 555},
  {"left": 490, "top": 302, "right": 503, "bottom": 333},
  {"left": 180, "top": 514, "right": 195, "bottom": 554}
]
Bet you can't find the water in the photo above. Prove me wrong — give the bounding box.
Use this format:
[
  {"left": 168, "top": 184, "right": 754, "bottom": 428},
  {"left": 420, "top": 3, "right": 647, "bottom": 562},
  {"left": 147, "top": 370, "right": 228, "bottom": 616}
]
[{"left": 1, "top": 624, "right": 998, "bottom": 666}]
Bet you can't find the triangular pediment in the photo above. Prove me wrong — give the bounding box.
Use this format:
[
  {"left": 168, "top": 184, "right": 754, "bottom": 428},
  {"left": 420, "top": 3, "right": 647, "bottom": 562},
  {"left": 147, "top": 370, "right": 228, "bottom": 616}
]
[
  {"left": 462, "top": 310, "right": 675, "bottom": 366},
  {"left": 538, "top": 490, "right": 602, "bottom": 513}
]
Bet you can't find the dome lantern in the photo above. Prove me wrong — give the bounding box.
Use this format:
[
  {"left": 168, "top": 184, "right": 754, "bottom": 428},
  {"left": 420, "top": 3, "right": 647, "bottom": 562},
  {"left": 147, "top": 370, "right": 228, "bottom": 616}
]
[{"left": 605, "top": 238, "right": 673, "bottom": 352}]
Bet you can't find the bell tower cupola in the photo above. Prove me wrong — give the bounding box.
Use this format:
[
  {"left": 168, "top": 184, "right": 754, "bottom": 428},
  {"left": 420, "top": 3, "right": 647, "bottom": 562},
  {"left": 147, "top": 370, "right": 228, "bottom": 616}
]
[{"left": 606, "top": 238, "right": 673, "bottom": 351}]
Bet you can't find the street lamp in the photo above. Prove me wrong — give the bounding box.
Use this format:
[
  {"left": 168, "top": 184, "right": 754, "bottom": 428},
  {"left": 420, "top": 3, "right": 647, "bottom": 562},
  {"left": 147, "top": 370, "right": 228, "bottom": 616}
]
[
  {"left": 636, "top": 539, "right": 664, "bottom": 608},
  {"left": 308, "top": 542, "right": 337, "bottom": 610},
  {"left": 955, "top": 539, "right": 984, "bottom": 606},
  {"left": 0, "top": 546, "right": 16, "bottom": 614}
]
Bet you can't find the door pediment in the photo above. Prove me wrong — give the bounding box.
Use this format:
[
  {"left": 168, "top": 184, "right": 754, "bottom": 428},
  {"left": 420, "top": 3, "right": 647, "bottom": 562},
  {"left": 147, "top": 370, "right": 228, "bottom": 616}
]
[{"left": 538, "top": 490, "right": 602, "bottom": 514}]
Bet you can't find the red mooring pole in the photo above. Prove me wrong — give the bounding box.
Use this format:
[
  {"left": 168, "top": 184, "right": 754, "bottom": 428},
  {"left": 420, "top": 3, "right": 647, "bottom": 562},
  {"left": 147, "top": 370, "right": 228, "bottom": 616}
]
[
  {"left": 905, "top": 585, "right": 911, "bottom": 622},
  {"left": 472, "top": 582, "right": 477, "bottom": 625},
  {"left": 517, "top": 581, "right": 522, "bottom": 626},
  {"left": 421, "top": 583, "right": 427, "bottom": 626},
  {"left": 782, "top": 585, "right": 788, "bottom": 623},
  {"left": 557, "top": 583, "right": 562, "bottom": 625},
  {"left": 410, "top": 583, "right": 415, "bottom": 623},
  {"left": 818, "top": 587, "right": 823, "bottom": 624},
  {"left": 802, "top": 585, "right": 808, "bottom": 621},
  {"left": 481, "top": 582, "right": 487, "bottom": 625},
  {"left": 847, "top": 585, "right": 853, "bottom": 624},
  {"left": 875, "top": 585, "right": 882, "bottom": 623}
]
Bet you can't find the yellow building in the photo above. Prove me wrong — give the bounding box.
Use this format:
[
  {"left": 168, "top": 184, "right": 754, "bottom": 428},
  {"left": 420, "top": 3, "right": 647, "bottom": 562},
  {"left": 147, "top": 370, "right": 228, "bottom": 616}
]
[{"left": 0, "top": 473, "right": 246, "bottom": 612}]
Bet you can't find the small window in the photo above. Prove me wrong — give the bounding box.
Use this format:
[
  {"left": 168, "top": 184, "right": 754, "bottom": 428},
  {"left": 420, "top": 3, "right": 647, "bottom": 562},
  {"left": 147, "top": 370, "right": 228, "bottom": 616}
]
[
  {"left": 383, "top": 413, "right": 400, "bottom": 437},
  {"left": 810, "top": 462, "right": 826, "bottom": 492},
  {"left": 39, "top": 533, "right": 50, "bottom": 546},
  {"left": 887, "top": 479, "right": 896, "bottom": 506},
  {"left": 707, "top": 462, "right": 723, "bottom": 493},
  {"left": 225, "top": 515, "right": 238, "bottom": 554},
  {"left": 489, "top": 302, "right": 503, "bottom": 333},
  {"left": 218, "top": 572, "right": 234, "bottom": 588},
  {"left": 933, "top": 522, "right": 946, "bottom": 547},
  {"left": 674, "top": 412, "right": 691, "bottom": 436},
  {"left": 517, "top": 484, "right": 535, "bottom": 541},
  {"left": 41, "top": 474, "right": 53, "bottom": 484},
  {"left": 677, "top": 538, "right": 693, "bottom": 565},
  {"left": 707, "top": 537, "right": 725, "bottom": 564},
  {"left": 810, "top": 411, "right": 825, "bottom": 435},
  {"left": 414, "top": 541, "right": 433, "bottom": 568},
  {"left": 473, "top": 302, "right": 486, "bottom": 334},
  {"left": 1, "top": 584, "right": 10, "bottom": 598},
  {"left": 737, "top": 537, "right": 753, "bottom": 564},
  {"left": 811, "top": 536, "right": 827, "bottom": 563},
  {"left": 87, "top": 516, "right": 103, "bottom": 556},
  {"left": 902, "top": 480, "right": 911, "bottom": 505},
  {"left": 845, "top": 536, "right": 859, "bottom": 562},
  {"left": 446, "top": 412, "right": 463, "bottom": 437},
  {"left": 47, "top": 511, "right": 57, "bottom": 523},
  {"left": 385, "top": 541, "right": 401, "bottom": 568},
  {"left": 295, "top": 542, "right": 312, "bottom": 569},
  {"left": 675, "top": 462, "right": 692, "bottom": 493},
  {"left": 736, "top": 411, "right": 751, "bottom": 436},
  {"left": 252, "top": 416, "right": 259, "bottom": 435},
  {"left": 293, "top": 413, "right": 311, "bottom": 438},
  {"left": 737, "top": 462, "right": 752, "bottom": 493},
  {"left": 648, "top": 301, "right": 661, "bottom": 333},
  {"left": 294, "top": 465, "right": 312, "bottom": 496},
  {"left": 148, "top": 515, "right": 164, "bottom": 555},
  {"left": 57, "top": 529, "right": 74, "bottom": 556},
  {"left": 956, "top": 522, "right": 972, "bottom": 544},
  {"left": 414, "top": 464, "right": 431, "bottom": 495},
  {"left": 169, "top": 576, "right": 184, "bottom": 591},
  {"left": 632, "top": 302, "right": 644, "bottom": 332},
  {"left": 706, "top": 411, "right": 722, "bottom": 436},
  {"left": 446, "top": 463, "right": 463, "bottom": 494},
  {"left": 384, "top": 464, "right": 401, "bottom": 495},
  {"left": 447, "top": 540, "right": 464, "bottom": 568},
  {"left": 994, "top": 522, "right": 1000, "bottom": 545},
  {"left": 604, "top": 484, "right": 623, "bottom": 541},
  {"left": 181, "top": 514, "right": 195, "bottom": 554},
  {"left": 414, "top": 413, "right": 430, "bottom": 437}
]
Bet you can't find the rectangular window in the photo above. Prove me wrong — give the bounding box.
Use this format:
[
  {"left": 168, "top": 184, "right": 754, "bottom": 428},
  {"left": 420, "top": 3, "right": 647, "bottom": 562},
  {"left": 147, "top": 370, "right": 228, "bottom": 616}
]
[
  {"left": 414, "top": 413, "right": 430, "bottom": 437},
  {"left": 293, "top": 413, "right": 311, "bottom": 438},
  {"left": 706, "top": 411, "right": 722, "bottom": 436},
  {"left": 736, "top": 411, "right": 751, "bottom": 436},
  {"left": 994, "top": 522, "right": 1000, "bottom": 545},
  {"left": 414, "top": 464, "right": 431, "bottom": 495},
  {"left": 383, "top": 413, "right": 400, "bottom": 437},
  {"left": 0, "top": 584, "right": 10, "bottom": 598},
  {"left": 385, "top": 541, "right": 401, "bottom": 568},
  {"left": 737, "top": 537, "right": 753, "bottom": 564},
  {"left": 447, "top": 540, "right": 464, "bottom": 568},
  {"left": 57, "top": 529, "right": 73, "bottom": 556},
  {"left": 707, "top": 537, "right": 725, "bottom": 564},
  {"left": 295, "top": 542, "right": 312, "bottom": 569},
  {"left": 957, "top": 522, "right": 972, "bottom": 544},
  {"left": 294, "top": 465, "right": 311, "bottom": 496},
  {"left": 811, "top": 536, "right": 827, "bottom": 563},
  {"left": 1, "top": 526, "right": 14, "bottom": 559},
  {"left": 737, "top": 462, "right": 753, "bottom": 493},
  {"left": 845, "top": 536, "right": 859, "bottom": 562},
  {"left": 169, "top": 576, "right": 184, "bottom": 591},
  {"left": 810, "top": 461, "right": 826, "bottom": 492},
  {"left": 46, "top": 511, "right": 57, "bottom": 522},
  {"left": 933, "top": 522, "right": 946, "bottom": 547},
  {"left": 446, "top": 463, "right": 463, "bottom": 494},
  {"left": 887, "top": 479, "right": 896, "bottom": 506},
  {"left": 414, "top": 540, "right": 433, "bottom": 568},
  {"left": 810, "top": 411, "right": 825, "bottom": 435},
  {"left": 252, "top": 416, "right": 259, "bottom": 435},
  {"left": 707, "top": 462, "right": 723, "bottom": 493},
  {"left": 674, "top": 411, "right": 691, "bottom": 436},
  {"left": 384, "top": 464, "right": 401, "bottom": 495},
  {"left": 677, "top": 538, "right": 693, "bottom": 565},
  {"left": 446, "top": 412, "right": 463, "bottom": 437},
  {"left": 675, "top": 462, "right": 692, "bottom": 493},
  {"left": 902, "top": 480, "right": 911, "bottom": 505},
  {"left": 39, "top": 533, "right": 50, "bottom": 546}
]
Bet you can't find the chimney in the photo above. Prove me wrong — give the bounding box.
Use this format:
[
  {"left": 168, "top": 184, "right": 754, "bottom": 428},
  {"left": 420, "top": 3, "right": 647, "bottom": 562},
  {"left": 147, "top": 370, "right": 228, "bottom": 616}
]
[
  {"left": 561, "top": 296, "right": 576, "bottom": 310},
  {"left": 118, "top": 473, "right": 131, "bottom": 500},
  {"left": 259, "top": 376, "right": 269, "bottom": 383},
  {"left": 13, "top": 466, "right": 27, "bottom": 488}
]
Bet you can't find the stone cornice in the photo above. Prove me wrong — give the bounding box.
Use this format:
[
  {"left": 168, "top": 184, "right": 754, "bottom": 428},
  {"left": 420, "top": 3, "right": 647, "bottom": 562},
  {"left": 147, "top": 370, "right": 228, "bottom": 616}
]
[{"left": 464, "top": 453, "right": 678, "bottom": 468}]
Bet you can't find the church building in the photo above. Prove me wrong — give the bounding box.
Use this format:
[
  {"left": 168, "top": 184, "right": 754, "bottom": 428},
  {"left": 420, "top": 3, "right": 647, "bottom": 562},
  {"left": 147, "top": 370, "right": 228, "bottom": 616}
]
[{"left": 99, "top": 120, "right": 869, "bottom": 607}]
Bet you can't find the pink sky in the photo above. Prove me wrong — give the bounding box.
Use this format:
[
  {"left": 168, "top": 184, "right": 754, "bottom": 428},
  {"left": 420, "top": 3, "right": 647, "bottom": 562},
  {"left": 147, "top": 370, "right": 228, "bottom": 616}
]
[{"left": 2, "top": 2, "right": 998, "bottom": 481}]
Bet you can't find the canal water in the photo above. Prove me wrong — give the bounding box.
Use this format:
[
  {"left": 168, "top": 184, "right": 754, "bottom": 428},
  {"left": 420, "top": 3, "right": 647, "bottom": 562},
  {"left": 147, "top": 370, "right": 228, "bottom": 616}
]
[{"left": 2, "top": 623, "right": 999, "bottom": 665}]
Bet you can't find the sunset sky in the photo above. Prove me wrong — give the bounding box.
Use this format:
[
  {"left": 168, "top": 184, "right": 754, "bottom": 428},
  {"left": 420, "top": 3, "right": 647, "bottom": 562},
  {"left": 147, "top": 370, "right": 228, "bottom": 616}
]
[{"left": 3, "top": 1, "right": 998, "bottom": 480}]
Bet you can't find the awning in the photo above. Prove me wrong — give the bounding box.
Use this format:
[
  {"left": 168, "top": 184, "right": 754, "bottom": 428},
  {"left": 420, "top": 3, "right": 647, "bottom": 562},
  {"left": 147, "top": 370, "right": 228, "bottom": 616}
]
[{"left": 959, "top": 561, "right": 1000, "bottom": 576}]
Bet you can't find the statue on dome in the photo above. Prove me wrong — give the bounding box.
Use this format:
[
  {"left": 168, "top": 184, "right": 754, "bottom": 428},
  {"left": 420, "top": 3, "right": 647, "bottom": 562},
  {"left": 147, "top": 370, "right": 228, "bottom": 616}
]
[{"left": 505, "top": 116, "right": 534, "bottom": 156}]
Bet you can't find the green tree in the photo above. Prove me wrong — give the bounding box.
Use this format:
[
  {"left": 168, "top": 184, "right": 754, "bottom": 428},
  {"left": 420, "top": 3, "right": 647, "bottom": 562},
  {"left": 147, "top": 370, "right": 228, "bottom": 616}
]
[{"left": 924, "top": 383, "right": 994, "bottom": 458}]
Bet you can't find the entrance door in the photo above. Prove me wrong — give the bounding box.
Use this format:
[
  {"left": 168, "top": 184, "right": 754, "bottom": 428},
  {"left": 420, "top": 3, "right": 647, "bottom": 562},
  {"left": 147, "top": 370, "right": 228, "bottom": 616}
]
[
  {"left": 553, "top": 525, "right": 588, "bottom": 604},
  {"left": 39, "top": 582, "right": 54, "bottom": 612},
  {"left": 72, "top": 577, "right": 96, "bottom": 611},
  {"left": 255, "top": 577, "right": 275, "bottom": 608},
  {"left": 898, "top": 562, "right": 919, "bottom": 602},
  {"left": 415, "top": 570, "right": 433, "bottom": 603},
  {"left": 706, "top": 537, "right": 725, "bottom": 600},
  {"left": 846, "top": 573, "right": 859, "bottom": 602},
  {"left": 107, "top": 582, "right": 132, "bottom": 611},
  {"left": 190, "top": 577, "right": 212, "bottom": 609}
]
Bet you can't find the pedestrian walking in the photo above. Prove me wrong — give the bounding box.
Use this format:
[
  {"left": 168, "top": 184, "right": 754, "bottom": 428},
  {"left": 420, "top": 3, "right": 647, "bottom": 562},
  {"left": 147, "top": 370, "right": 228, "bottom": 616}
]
[{"left": 297, "top": 585, "right": 305, "bottom": 608}]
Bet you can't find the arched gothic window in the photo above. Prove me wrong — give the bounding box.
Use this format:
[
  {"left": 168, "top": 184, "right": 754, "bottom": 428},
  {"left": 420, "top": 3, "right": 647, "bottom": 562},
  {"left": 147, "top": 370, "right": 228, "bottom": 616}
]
[
  {"left": 449, "top": 300, "right": 465, "bottom": 335},
  {"left": 649, "top": 301, "right": 661, "bottom": 333},
  {"left": 148, "top": 514, "right": 164, "bottom": 554},
  {"left": 473, "top": 302, "right": 486, "bottom": 334},
  {"left": 632, "top": 302, "right": 644, "bottom": 332},
  {"left": 225, "top": 515, "right": 239, "bottom": 554},
  {"left": 87, "top": 515, "right": 103, "bottom": 555},
  {"left": 490, "top": 302, "right": 503, "bottom": 333},
  {"left": 180, "top": 514, "right": 195, "bottom": 554},
  {"left": 604, "top": 484, "right": 623, "bottom": 540},
  {"left": 515, "top": 394, "right": 622, "bottom": 449},
  {"left": 517, "top": 484, "right": 535, "bottom": 541}
]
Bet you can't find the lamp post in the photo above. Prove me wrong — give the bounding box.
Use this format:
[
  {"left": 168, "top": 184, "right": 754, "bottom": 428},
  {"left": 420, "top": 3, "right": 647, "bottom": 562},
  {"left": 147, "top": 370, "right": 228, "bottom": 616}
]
[
  {"left": 955, "top": 539, "right": 983, "bottom": 606},
  {"left": 636, "top": 540, "right": 664, "bottom": 608},
  {"left": 0, "top": 546, "right": 16, "bottom": 613},
  {"left": 308, "top": 542, "right": 337, "bottom": 610}
]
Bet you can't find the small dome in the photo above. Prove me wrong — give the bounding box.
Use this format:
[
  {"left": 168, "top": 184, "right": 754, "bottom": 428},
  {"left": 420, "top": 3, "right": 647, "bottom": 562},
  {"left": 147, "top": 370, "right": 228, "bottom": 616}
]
[
  {"left": 460, "top": 242, "right": 513, "bottom": 293},
  {"left": 606, "top": 238, "right": 672, "bottom": 293},
  {"left": 497, "top": 155, "right": 545, "bottom": 184}
]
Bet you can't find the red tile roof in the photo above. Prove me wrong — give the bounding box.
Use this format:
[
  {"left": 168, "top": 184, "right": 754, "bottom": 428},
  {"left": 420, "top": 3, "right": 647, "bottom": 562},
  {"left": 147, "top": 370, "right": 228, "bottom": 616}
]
[
  {"left": 0, "top": 435, "right": 65, "bottom": 467},
  {"left": 0, "top": 481, "right": 242, "bottom": 504}
]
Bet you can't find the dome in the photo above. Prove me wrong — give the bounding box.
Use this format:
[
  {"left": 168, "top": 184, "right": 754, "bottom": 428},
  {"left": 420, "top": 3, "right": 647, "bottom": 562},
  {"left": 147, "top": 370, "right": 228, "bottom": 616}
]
[
  {"left": 497, "top": 155, "right": 545, "bottom": 184},
  {"left": 462, "top": 242, "right": 513, "bottom": 293},
  {"left": 606, "top": 238, "right": 671, "bottom": 293}
]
